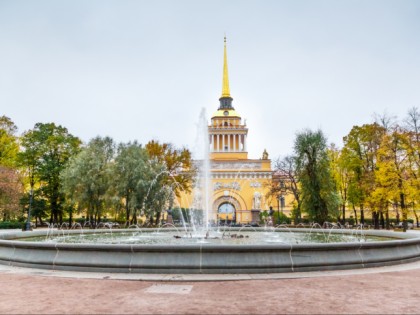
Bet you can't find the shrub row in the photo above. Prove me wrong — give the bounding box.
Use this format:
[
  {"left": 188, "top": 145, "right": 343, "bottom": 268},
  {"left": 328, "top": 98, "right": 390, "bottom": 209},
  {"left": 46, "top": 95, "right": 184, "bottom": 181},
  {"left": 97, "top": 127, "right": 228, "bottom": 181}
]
[{"left": 0, "top": 221, "right": 24, "bottom": 229}]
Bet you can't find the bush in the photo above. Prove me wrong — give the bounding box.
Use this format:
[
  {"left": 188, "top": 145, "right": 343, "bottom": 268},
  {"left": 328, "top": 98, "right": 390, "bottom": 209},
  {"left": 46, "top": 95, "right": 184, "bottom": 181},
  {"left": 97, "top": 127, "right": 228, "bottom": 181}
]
[
  {"left": 0, "top": 221, "right": 25, "bottom": 229},
  {"left": 272, "top": 211, "right": 292, "bottom": 225}
]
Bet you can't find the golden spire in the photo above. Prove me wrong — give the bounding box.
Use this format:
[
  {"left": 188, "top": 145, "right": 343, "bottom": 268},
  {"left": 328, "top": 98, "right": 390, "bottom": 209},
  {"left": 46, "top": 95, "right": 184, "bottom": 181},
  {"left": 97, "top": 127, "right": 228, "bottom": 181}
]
[{"left": 221, "top": 36, "right": 231, "bottom": 98}]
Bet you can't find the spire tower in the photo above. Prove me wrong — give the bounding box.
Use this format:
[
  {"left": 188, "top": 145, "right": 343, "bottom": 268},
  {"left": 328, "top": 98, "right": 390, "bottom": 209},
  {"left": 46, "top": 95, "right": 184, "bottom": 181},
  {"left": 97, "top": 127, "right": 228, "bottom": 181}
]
[
  {"left": 221, "top": 36, "right": 231, "bottom": 98},
  {"left": 219, "top": 36, "right": 234, "bottom": 110}
]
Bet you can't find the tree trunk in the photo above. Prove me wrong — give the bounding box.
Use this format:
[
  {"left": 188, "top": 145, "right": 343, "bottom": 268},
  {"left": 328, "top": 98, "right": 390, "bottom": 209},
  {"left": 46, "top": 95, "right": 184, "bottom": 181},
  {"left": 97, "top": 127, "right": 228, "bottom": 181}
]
[
  {"left": 125, "top": 199, "right": 130, "bottom": 226},
  {"left": 125, "top": 192, "right": 130, "bottom": 226},
  {"left": 341, "top": 204, "right": 346, "bottom": 225},
  {"left": 156, "top": 211, "right": 161, "bottom": 226},
  {"left": 360, "top": 204, "right": 365, "bottom": 226},
  {"left": 413, "top": 208, "right": 419, "bottom": 228},
  {"left": 371, "top": 212, "right": 375, "bottom": 229},
  {"left": 68, "top": 210, "right": 72, "bottom": 227},
  {"left": 130, "top": 209, "right": 137, "bottom": 225},
  {"left": 380, "top": 211, "right": 385, "bottom": 229},
  {"left": 352, "top": 204, "right": 358, "bottom": 225},
  {"left": 395, "top": 203, "right": 400, "bottom": 225},
  {"left": 385, "top": 210, "right": 390, "bottom": 230},
  {"left": 400, "top": 191, "right": 407, "bottom": 232},
  {"left": 373, "top": 211, "right": 380, "bottom": 230}
]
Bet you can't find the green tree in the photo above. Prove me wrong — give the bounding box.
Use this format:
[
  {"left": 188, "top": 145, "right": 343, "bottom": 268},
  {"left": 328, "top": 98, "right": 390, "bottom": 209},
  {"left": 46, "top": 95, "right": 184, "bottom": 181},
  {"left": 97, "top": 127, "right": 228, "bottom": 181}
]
[
  {"left": 142, "top": 160, "right": 171, "bottom": 226},
  {"left": 20, "top": 190, "right": 48, "bottom": 226},
  {"left": 294, "top": 129, "right": 339, "bottom": 224},
  {"left": 112, "top": 141, "right": 150, "bottom": 224},
  {"left": 18, "top": 123, "right": 81, "bottom": 225},
  {"left": 0, "top": 116, "right": 19, "bottom": 167},
  {"left": 61, "top": 136, "right": 114, "bottom": 225}
]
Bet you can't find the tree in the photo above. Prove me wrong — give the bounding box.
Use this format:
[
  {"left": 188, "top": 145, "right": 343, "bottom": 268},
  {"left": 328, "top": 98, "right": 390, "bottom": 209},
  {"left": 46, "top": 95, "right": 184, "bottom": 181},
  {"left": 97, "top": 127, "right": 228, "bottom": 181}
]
[
  {"left": 19, "top": 189, "right": 48, "bottom": 226},
  {"left": 0, "top": 116, "right": 22, "bottom": 221},
  {"left": 61, "top": 136, "right": 114, "bottom": 225},
  {"left": 145, "top": 140, "right": 195, "bottom": 224},
  {"left": 329, "top": 144, "right": 351, "bottom": 224},
  {"left": 0, "top": 116, "right": 19, "bottom": 167},
  {"left": 342, "top": 123, "right": 385, "bottom": 225},
  {"left": 271, "top": 155, "right": 301, "bottom": 223},
  {"left": 0, "top": 166, "right": 23, "bottom": 221},
  {"left": 294, "top": 129, "right": 339, "bottom": 224},
  {"left": 112, "top": 141, "right": 150, "bottom": 224},
  {"left": 141, "top": 159, "right": 173, "bottom": 226},
  {"left": 375, "top": 126, "right": 410, "bottom": 230},
  {"left": 18, "top": 123, "right": 81, "bottom": 225},
  {"left": 145, "top": 140, "right": 194, "bottom": 198},
  {"left": 404, "top": 107, "right": 420, "bottom": 227}
]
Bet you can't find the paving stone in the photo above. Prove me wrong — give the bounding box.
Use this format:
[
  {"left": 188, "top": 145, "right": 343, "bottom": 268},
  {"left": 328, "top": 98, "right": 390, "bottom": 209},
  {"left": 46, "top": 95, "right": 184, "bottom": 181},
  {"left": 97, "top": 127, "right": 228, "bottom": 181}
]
[{"left": 145, "top": 284, "right": 193, "bottom": 294}]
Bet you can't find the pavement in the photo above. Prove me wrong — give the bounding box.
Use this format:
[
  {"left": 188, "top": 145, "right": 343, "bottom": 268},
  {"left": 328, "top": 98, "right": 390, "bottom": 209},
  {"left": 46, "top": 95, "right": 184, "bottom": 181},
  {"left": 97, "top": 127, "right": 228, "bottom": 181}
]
[
  {"left": 0, "top": 261, "right": 419, "bottom": 314},
  {"left": 1, "top": 228, "right": 420, "bottom": 314}
]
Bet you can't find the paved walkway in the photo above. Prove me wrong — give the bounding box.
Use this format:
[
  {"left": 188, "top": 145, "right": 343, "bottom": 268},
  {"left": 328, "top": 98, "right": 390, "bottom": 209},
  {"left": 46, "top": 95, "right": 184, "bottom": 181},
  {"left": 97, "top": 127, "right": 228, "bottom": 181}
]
[{"left": 1, "top": 262, "right": 420, "bottom": 314}]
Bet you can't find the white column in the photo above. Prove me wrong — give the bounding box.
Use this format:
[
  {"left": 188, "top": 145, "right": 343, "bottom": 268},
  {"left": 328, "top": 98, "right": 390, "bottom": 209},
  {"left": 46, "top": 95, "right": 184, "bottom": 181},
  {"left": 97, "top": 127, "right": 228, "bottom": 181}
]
[
  {"left": 233, "top": 134, "right": 236, "bottom": 152},
  {"left": 217, "top": 134, "right": 220, "bottom": 152},
  {"left": 222, "top": 134, "right": 225, "bottom": 151},
  {"left": 211, "top": 135, "right": 214, "bottom": 152},
  {"left": 228, "top": 133, "right": 230, "bottom": 152},
  {"left": 244, "top": 134, "right": 247, "bottom": 151}
]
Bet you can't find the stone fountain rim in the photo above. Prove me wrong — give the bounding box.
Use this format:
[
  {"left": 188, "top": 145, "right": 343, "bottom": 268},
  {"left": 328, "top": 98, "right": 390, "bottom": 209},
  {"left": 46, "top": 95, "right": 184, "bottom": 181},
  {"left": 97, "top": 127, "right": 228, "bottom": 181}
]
[
  {"left": 0, "top": 228, "right": 418, "bottom": 252},
  {"left": 1, "top": 227, "right": 419, "bottom": 274}
]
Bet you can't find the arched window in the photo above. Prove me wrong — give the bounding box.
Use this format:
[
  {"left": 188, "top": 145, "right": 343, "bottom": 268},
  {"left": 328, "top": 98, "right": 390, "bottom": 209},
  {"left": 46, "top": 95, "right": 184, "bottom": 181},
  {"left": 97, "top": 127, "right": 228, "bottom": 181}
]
[{"left": 218, "top": 203, "right": 235, "bottom": 214}]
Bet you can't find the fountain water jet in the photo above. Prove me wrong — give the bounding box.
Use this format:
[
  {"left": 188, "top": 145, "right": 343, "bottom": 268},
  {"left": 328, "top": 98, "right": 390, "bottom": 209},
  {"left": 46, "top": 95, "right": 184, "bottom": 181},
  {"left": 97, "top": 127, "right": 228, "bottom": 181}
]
[{"left": 190, "top": 108, "right": 212, "bottom": 234}]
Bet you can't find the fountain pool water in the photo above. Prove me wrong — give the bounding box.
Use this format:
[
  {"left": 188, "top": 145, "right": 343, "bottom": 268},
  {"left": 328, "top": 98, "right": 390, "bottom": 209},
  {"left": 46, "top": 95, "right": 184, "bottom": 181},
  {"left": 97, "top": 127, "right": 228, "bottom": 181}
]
[{"left": 18, "top": 228, "right": 389, "bottom": 245}]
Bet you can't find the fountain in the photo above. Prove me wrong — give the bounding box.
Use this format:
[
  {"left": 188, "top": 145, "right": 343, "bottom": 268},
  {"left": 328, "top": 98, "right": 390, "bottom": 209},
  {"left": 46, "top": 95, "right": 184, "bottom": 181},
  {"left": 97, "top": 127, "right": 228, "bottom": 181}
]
[
  {"left": 0, "top": 109, "right": 419, "bottom": 274},
  {"left": 0, "top": 225, "right": 420, "bottom": 273}
]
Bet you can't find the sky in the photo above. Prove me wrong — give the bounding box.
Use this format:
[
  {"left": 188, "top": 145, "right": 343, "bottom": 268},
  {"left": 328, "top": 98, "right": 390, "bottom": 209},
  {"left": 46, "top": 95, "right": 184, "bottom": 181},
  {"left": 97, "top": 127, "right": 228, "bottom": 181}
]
[{"left": 1, "top": 0, "right": 420, "bottom": 160}]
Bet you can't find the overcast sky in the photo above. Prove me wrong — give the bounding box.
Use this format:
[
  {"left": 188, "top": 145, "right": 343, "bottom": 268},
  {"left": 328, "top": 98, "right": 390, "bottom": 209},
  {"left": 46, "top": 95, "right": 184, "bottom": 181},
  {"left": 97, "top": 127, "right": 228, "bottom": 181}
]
[{"left": 1, "top": 0, "right": 420, "bottom": 159}]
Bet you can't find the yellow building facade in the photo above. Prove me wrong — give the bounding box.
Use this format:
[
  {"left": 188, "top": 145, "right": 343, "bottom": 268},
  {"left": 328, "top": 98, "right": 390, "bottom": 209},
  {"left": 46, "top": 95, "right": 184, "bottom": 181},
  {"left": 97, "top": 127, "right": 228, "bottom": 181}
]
[{"left": 176, "top": 38, "right": 281, "bottom": 225}]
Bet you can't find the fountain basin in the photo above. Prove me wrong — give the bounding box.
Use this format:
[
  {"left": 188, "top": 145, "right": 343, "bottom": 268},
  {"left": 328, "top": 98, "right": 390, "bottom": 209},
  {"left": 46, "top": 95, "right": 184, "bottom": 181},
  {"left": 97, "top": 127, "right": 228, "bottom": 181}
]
[{"left": 0, "top": 228, "right": 419, "bottom": 274}]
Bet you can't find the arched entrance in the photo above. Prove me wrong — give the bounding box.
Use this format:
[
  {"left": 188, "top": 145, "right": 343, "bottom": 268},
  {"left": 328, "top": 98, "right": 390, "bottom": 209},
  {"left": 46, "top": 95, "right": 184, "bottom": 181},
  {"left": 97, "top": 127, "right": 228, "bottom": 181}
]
[{"left": 218, "top": 202, "right": 236, "bottom": 224}]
